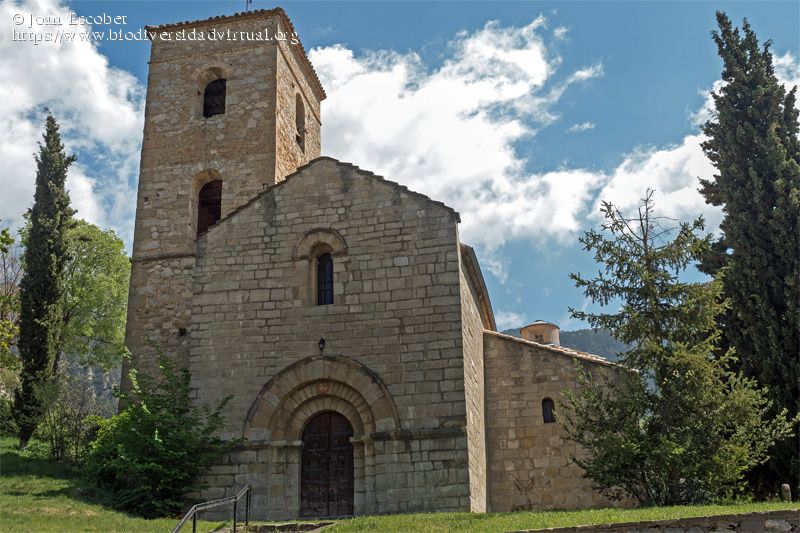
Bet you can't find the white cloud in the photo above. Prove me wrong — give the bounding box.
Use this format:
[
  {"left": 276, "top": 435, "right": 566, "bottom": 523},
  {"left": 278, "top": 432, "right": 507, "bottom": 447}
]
[
  {"left": 568, "top": 64, "right": 603, "bottom": 83},
  {"left": 596, "top": 51, "right": 800, "bottom": 236},
  {"left": 567, "top": 121, "right": 595, "bottom": 133},
  {"left": 2, "top": 3, "right": 795, "bottom": 284},
  {"left": 313, "top": 17, "right": 799, "bottom": 286},
  {"left": 495, "top": 310, "right": 528, "bottom": 331},
  {"left": 592, "top": 135, "right": 720, "bottom": 230},
  {"left": 67, "top": 166, "right": 103, "bottom": 226},
  {"left": 481, "top": 252, "right": 511, "bottom": 285},
  {"left": 310, "top": 17, "right": 604, "bottom": 259},
  {"left": 775, "top": 52, "right": 800, "bottom": 89},
  {"left": 0, "top": 0, "right": 144, "bottom": 243}
]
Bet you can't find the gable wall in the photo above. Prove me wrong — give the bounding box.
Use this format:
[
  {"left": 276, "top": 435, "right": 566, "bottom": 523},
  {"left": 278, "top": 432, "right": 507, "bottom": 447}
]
[{"left": 190, "top": 159, "right": 471, "bottom": 517}]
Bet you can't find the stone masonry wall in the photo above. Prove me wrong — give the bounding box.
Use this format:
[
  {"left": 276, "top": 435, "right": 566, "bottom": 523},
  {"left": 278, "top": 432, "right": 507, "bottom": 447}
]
[
  {"left": 191, "top": 158, "right": 471, "bottom": 519},
  {"left": 125, "top": 10, "right": 323, "bottom": 387},
  {"left": 484, "top": 331, "right": 615, "bottom": 513},
  {"left": 459, "top": 249, "right": 488, "bottom": 512},
  {"left": 274, "top": 20, "right": 322, "bottom": 184}
]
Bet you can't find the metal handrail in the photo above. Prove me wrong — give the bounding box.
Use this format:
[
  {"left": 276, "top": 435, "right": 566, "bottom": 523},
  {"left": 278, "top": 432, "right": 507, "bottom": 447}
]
[{"left": 172, "top": 484, "right": 252, "bottom": 533}]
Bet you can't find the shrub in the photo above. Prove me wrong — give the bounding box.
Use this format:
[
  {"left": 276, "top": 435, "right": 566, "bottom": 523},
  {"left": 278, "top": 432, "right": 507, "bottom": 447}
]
[
  {"left": 0, "top": 396, "right": 17, "bottom": 435},
  {"left": 86, "top": 353, "right": 232, "bottom": 518},
  {"left": 38, "top": 362, "right": 106, "bottom": 464}
]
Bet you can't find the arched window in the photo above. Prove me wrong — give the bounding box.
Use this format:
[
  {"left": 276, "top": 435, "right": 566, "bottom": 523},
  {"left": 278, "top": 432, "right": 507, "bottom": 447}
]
[
  {"left": 542, "top": 398, "right": 556, "bottom": 424},
  {"left": 203, "top": 79, "right": 226, "bottom": 117},
  {"left": 317, "top": 252, "right": 333, "bottom": 305},
  {"left": 197, "top": 180, "right": 222, "bottom": 236},
  {"left": 295, "top": 94, "right": 305, "bottom": 151}
]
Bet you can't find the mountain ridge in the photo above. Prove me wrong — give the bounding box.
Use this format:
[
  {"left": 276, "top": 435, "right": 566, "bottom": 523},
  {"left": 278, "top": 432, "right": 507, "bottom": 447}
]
[{"left": 500, "top": 327, "right": 629, "bottom": 361}]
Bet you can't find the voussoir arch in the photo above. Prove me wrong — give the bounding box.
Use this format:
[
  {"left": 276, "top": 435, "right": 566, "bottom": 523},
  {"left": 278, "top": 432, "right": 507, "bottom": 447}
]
[
  {"left": 243, "top": 354, "right": 400, "bottom": 442},
  {"left": 292, "top": 227, "right": 348, "bottom": 260},
  {"left": 192, "top": 63, "right": 233, "bottom": 91}
]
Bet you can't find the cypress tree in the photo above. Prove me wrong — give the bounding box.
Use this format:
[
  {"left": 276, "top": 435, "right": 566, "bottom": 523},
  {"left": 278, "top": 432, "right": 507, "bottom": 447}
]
[
  {"left": 13, "top": 114, "right": 75, "bottom": 448},
  {"left": 700, "top": 12, "right": 800, "bottom": 494}
]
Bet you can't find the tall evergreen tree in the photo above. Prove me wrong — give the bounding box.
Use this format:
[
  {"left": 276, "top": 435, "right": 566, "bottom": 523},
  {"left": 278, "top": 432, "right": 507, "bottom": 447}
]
[
  {"left": 562, "top": 191, "right": 793, "bottom": 505},
  {"left": 699, "top": 12, "right": 800, "bottom": 494},
  {"left": 13, "top": 114, "right": 75, "bottom": 448}
]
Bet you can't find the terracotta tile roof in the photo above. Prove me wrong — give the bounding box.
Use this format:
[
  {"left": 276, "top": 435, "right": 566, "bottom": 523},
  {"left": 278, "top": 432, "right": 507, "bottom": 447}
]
[
  {"left": 485, "top": 330, "right": 617, "bottom": 367},
  {"left": 145, "top": 8, "right": 326, "bottom": 100}
]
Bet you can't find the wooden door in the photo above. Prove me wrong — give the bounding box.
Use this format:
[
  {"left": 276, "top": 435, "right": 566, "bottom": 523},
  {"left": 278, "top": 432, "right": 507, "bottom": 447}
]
[{"left": 300, "top": 411, "right": 354, "bottom": 517}]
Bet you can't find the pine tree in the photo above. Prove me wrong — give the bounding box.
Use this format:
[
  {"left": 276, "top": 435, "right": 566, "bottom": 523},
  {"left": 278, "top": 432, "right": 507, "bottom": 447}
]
[
  {"left": 13, "top": 114, "right": 75, "bottom": 448},
  {"left": 699, "top": 12, "right": 800, "bottom": 494},
  {"left": 562, "top": 191, "right": 794, "bottom": 505}
]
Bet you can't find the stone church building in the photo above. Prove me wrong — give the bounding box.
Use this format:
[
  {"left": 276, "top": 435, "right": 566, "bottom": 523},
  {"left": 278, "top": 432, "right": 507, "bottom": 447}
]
[{"left": 124, "top": 8, "right": 616, "bottom": 520}]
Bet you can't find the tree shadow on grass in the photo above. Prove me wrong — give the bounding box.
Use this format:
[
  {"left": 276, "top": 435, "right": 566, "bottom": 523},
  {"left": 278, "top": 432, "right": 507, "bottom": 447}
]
[
  {"left": 1, "top": 438, "right": 229, "bottom": 529},
  {"left": 0, "top": 443, "right": 76, "bottom": 480},
  {"left": 0, "top": 438, "right": 106, "bottom": 501},
  {"left": 6, "top": 487, "right": 72, "bottom": 497}
]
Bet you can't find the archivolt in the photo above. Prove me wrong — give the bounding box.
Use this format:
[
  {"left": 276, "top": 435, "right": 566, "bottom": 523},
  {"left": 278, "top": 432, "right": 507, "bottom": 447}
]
[
  {"left": 243, "top": 355, "right": 400, "bottom": 442},
  {"left": 292, "top": 228, "right": 347, "bottom": 260}
]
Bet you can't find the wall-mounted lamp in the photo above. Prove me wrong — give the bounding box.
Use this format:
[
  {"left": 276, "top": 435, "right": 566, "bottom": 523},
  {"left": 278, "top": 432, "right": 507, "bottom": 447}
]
[{"left": 318, "top": 337, "right": 326, "bottom": 355}]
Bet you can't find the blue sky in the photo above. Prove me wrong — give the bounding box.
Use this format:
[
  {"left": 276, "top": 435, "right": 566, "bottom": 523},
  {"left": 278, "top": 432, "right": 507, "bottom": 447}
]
[{"left": 1, "top": 1, "right": 798, "bottom": 331}]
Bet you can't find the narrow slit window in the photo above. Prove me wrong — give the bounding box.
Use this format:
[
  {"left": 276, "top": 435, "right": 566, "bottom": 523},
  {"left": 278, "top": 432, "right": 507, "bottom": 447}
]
[
  {"left": 295, "top": 94, "right": 306, "bottom": 151},
  {"left": 197, "top": 180, "right": 222, "bottom": 236},
  {"left": 317, "top": 253, "right": 333, "bottom": 305},
  {"left": 203, "top": 79, "right": 226, "bottom": 117},
  {"left": 542, "top": 398, "right": 556, "bottom": 424}
]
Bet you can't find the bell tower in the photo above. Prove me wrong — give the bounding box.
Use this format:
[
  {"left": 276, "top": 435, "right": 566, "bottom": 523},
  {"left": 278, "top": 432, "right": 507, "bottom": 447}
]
[{"left": 123, "top": 9, "right": 326, "bottom": 386}]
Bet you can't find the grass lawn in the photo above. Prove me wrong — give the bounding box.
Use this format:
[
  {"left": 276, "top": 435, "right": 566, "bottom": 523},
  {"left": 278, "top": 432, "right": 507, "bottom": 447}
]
[
  {"left": 1, "top": 435, "right": 797, "bottom": 532},
  {"left": 324, "top": 502, "right": 800, "bottom": 532},
  {"left": 0, "top": 436, "right": 229, "bottom": 532}
]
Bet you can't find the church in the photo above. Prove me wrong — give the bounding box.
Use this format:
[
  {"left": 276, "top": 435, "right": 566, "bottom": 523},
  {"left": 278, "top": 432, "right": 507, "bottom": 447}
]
[{"left": 123, "top": 8, "right": 616, "bottom": 520}]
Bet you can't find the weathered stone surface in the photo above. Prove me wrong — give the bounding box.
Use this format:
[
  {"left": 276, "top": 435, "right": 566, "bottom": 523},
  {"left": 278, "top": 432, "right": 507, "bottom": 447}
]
[
  {"left": 125, "top": 7, "right": 627, "bottom": 523},
  {"left": 483, "top": 331, "right": 618, "bottom": 512},
  {"left": 123, "top": 8, "right": 322, "bottom": 391}
]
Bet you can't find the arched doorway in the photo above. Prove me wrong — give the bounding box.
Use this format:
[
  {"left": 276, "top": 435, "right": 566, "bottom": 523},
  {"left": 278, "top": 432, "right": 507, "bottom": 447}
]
[{"left": 300, "top": 411, "right": 354, "bottom": 517}]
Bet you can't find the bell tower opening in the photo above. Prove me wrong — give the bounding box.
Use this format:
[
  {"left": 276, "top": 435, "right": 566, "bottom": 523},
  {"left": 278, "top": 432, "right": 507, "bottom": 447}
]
[
  {"left": 197, "top": 179, "right": 222, "bottom": 236},
  {"left": 203, "top": 78, "right": 226, "bottom": 117}
]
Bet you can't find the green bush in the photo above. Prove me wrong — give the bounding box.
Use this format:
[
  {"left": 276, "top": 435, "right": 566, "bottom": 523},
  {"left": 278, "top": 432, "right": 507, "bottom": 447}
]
[
  {"left": 37, "top": 363, "right": 106, "bottom": 464},
  {"left": 86, "top": 353, "right": 232, "bottom": 518},
  {"left": 0, "top": 397, "right": 18, "bottom": 435}
]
